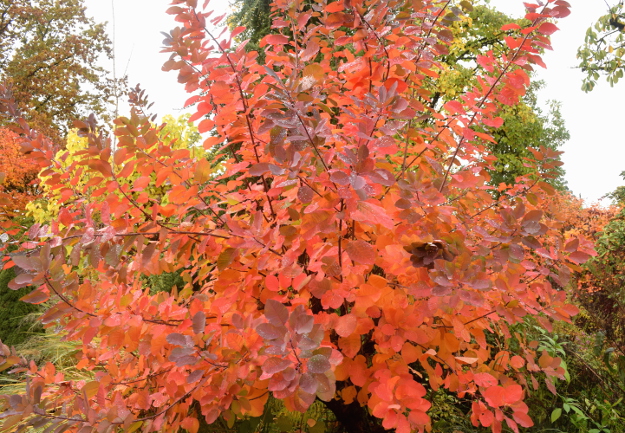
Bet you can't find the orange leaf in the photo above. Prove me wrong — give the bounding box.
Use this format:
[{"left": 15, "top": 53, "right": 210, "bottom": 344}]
[{"left": 339, "top": 333, "right": 361, "bottom": 358}]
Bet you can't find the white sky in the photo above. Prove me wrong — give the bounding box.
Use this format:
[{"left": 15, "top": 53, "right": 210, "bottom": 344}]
[{"left": 84, "top": 0, "right": 624, "bottom": 204}]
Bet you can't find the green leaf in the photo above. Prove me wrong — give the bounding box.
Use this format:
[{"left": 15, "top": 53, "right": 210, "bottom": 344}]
[{"left": 551, "top": 408, "right": 562, "bottom": 423}]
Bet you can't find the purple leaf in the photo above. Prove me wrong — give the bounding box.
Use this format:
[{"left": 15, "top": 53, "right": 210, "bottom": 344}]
[
  {"left": 350, "top": 175, "right": 366, "bottom": 190},
  {"left": 262, "top": 357, "right": 292, "bottom": 376},
  {"left": 187, "top": 369, "right": 204, "bottom": 384},
  {"left": 166, "top": 333, "right": 193, "bottom": 347},
  {"left": 231, "top": 313, "right": 244, "bottom": 329},
  {"left": 268, "top": 373, "right": 291, "bottom": 392},
  {"left": 19, "top": 289, "right": 48, "bottom": 304},
  {"left": 522, "top": 236, "right": 542, "bottom": 250},
  {"left": 256, "top": 322, "right": 286, "bottom": 340},
  {"left": 330, "top": 171, "right": 350, "bottom": 186},
  {"left": 249, "top": 163, "right": 270, "bottom": 176},
  {"left": 315, "top": 371, "right": 336, "bottom": 401},
  {"left": 299, "top": 372, "right": 318, "bottom": 394},
  {"left": 174, "top": 355, "right": 198, "bottom": 367},
  {"left": 169, "top": 347, "right": 196, "bottom": 365},
  {"left": 264, "top": 299, "right": 289, "bottom": 326},
  {"left": 268, "top": 164, "right": 285, "bottom": 175},
  {"left": 367, "top": 169, "right": 395, "bottom": 187},
  {"left": 288, "top": 306, "right": 314, "bottom": 334},
  {"left": 298, "top": 185, "right": 314, "bottom": 203},
  {"left": 11, "top": 254, "right": 41, "bottom": 272},
  {"left": 192, "top": 311, "right": 206, "bottom": 335},
  {"left": 307, "top": 354, "right": 330, "bottom": 374}
]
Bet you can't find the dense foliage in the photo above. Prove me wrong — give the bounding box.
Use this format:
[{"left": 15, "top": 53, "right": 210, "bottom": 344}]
[
  {"left": 0, "top": 128, "right": 41, "bottom": 214},
  {"left": 228, "top": 1, "right": 571, "bottom": 190},
  {"left": 0, "top": 0, "right": 121, "bottom": 142},
  {"left": 0, "top": 0, "right": 590, "bottom": 433}
]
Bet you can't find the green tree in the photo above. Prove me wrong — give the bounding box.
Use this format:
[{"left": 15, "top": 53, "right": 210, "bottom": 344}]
[
  {"left": 488, "top": 82, "right": 569, "bottom": 189},
  {"left": 578, "top": 1, "right": 625, "bottom": 91},
  {"left": 228, "top": 0, "right": 272, "bottom": 58},
  {"left": 0, "top": 0, "right": 122, "bottom": 142}
]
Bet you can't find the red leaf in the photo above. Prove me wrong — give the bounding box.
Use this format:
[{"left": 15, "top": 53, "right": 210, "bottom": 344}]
[
  {"left": 564, "top": 238, "right": 579, "bottom": 253},
  {"left": 474, "top": 373, "right": 498, "bottom": 387},
  {"left": 483, "top": 386, "right": 504, "bottom": 407},
  {"left": 264, "top": 34, "right": 289, "bottom": 45},
  {"left": 502, "top": 384, "right": 523, "bottom": 405},
  {"left": 335, "top": 314, "right": 357, "bottom": 337},
  {"left": 551, "top": 5, "right": 571, "bottom": 18},
  {"left": 345, "top": 240, "right": 376, "bottom": 265},
  {"left": 512, "top": 411, "right": 534, "bottom": 428},
  {"left": 339, "top": 333, "right": 361, "bottom": 358},
  {"left": 501, "top": 23, "right": 521, "bottom": 31},
  {"left": 326, "top": 1, "right": 344, "bottom": 12},
  {"left": 483, "top": 117, "right": 504, "bottom": 128},
  {"left": 444, "top": 100, "right": 465, "bottom": 115},
  {"left": 479, "top": 409, "right": 495, "bottom": 427},
  {"left": 20, "top": 288, "right": 48, "bottom": 304},
  {"left": 537, "top": 22, "right": 559, "bottom": 35},
  {"left": 352, "top": 201, "right": 394, "bottom": 229},
  {"left": 510, "top": 356, "right": 525, "bottom": 369},
  {"left": 231, "top": 26, "right": 246, "bottom": 39},
  {"left": 568, "top": 251, "right": 590, "bottom": 264},
  {"left": 266, "top": 275, "right": 280, "bottom": 291}
]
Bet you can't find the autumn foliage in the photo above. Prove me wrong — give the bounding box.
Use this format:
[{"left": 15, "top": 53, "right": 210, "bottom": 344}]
[
  {"left": 0, "top": 1, "right": 585, "bottom": 433},
  {"left": 0, "top": 127, "right": 40, "bottom": 213}
]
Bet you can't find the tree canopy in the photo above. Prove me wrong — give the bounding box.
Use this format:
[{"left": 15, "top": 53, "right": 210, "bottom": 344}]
[
  {"left": 0, "top": 1, "right": 582, "bottom": 433},
  {"left": 0, "top": 127, "right": 40, "bottom": 215},
  {"left": 0, "top": 0, "right": 121, "bottom": 142},
  {"left": 578, "top": 1, "right": 625, "bottom": 91}
]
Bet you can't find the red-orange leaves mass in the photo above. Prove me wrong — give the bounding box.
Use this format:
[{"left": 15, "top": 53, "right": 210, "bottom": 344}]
[
  {"left": 0, "top": 128, "right": 40, "bottom": 213},
  {"left": 0, "top": 0, "right": 578, "bottom": 432}
]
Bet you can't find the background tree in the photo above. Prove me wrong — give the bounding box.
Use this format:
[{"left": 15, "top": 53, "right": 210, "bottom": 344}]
[
  {"left": 0, "top": 1, "right": 580, "bottom": 433},
  {"left": 578, "top": 1, "right": 625, "bottom": 91},
  {"left": 0, "top": 129, "right": 43, "bottom": 348},
  {"left": 227, "top": 0, "right": 272, "bottom": 58},
  {"left": 0, "top": 127, "right": 40, "bottom": 214},
  {"left": 0, "top": 0, "right": 122, "bottom": 142}
]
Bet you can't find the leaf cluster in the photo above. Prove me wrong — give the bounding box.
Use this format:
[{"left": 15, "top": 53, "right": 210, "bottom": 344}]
[
  {"left": 0, "top": 1, "right": 584, "bottom": 433},
  {"left": 0, "top": 0, "right": 124, "bottom": 142},
  {"left": 578, "top": 1, "right": 625, "bottom": 91}
]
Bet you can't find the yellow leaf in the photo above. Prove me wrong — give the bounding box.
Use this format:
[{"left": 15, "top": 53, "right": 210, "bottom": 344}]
[
  {"left": 195, "top": 158, "right": 212, "bottom": 184},
  {"left": 82, "top": 381, "right": 99, "bottom": 399},
  {"left": 455, "top": 356, "right": 479, "bottom": 365}
]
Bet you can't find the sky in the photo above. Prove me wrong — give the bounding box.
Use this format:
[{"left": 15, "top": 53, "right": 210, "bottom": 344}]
[{"left": 84, "top": 0, "right": 624, "bottom": 204}]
